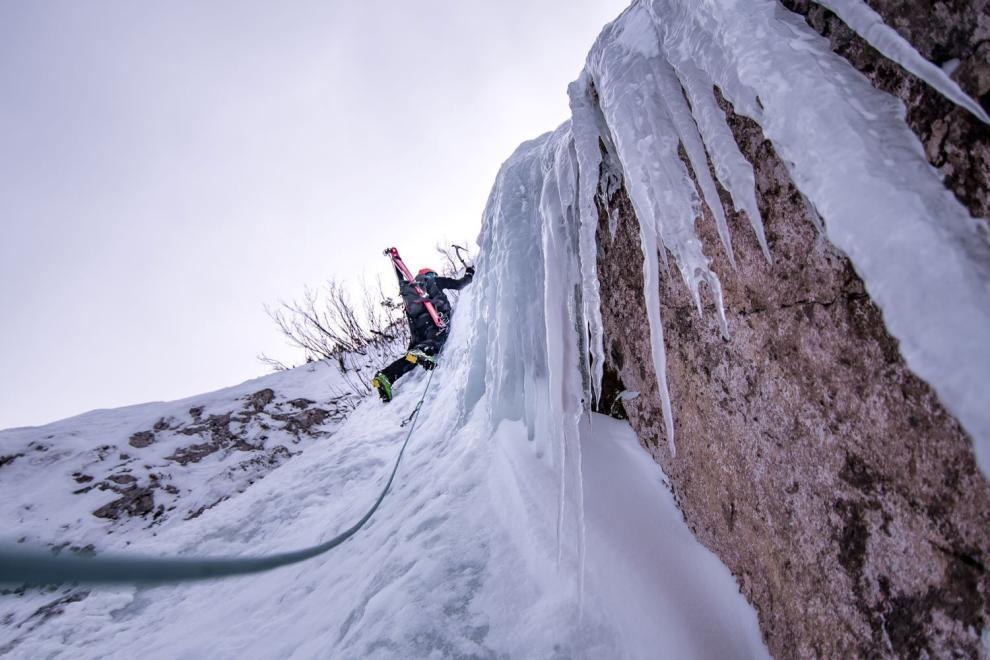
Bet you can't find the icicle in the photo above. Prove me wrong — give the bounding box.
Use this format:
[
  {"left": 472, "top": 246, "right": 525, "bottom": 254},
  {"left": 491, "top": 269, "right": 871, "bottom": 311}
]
[
  {"left": 642, "top": 0, "right": 771, "bottom": 262},
  {"left": 668, "top": 57, "right": 772, "bottom": 261},
  {"left": 537, "top": 131, "right": 566, "bottom": 562},
  {"left": 470, "top": 135, "right": 553, "bottom": 434},
  {"left": 581, "top": 3, "right": 736, "bottom": 450},
  {"left": 586, "top": 3, "right": 723, "bottom": 315},
  {"left": 651, "top": 54, "right": 737, "bottom": 268},
  {"left": 568, "top": 71, "right": 608, "bottom": 406},
  {"left": 598, "top": 128, "right": 625, "bottom": 243},
  {"left": 640, "top": 220, "right": 677, "bottom": 456},
  {"left": 534, "top": 127, "right": 590, "bottom": 603},
  {"left": 812, "top": 0, "right": 990, "bottom": 124},
  {"left": 557, "top": 137, "right": 596, "bottom": 411}
]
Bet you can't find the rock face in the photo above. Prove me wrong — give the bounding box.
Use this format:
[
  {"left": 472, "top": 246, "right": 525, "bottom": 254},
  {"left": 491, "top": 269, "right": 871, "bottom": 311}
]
[{"left": 594, "top": 2, "right": 990, "bottom": 657}]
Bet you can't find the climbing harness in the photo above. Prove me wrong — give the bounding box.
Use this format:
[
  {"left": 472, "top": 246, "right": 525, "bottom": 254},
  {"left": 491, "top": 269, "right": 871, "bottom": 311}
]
[
  {"left": 385, "top": 247, "right": 446, "bottom": 330},
  {"left": 0, "top": 371, "right": 437, "bottom": 587}
]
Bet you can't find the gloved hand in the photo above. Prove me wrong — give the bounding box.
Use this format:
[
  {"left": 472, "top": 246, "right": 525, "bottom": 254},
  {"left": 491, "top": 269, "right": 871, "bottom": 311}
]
[
  {"left": 465, "top": 265, "right": 476, "bottom": 277},
  {"left": 421, "top": 359, "right": 436, "bottom": 371}
]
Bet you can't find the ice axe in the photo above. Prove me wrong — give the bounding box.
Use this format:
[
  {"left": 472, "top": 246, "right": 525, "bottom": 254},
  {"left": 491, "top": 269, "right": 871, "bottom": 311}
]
[{"left": 452, "top": 244, "right": 472, "bottom": 271}]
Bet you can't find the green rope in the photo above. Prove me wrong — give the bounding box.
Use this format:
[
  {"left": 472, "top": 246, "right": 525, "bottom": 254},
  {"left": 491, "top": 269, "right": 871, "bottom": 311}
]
[{"left": 0, "top": 371, "right": 436, "bottom": 587}]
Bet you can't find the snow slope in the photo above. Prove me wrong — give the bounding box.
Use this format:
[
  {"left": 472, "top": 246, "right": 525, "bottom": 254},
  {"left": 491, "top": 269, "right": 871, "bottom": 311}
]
[{"left": 1, "top": 297, "right": 767, "bottom": 658}]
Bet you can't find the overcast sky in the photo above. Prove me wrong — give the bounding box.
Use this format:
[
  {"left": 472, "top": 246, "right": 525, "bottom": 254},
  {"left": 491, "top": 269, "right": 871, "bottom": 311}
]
[{"left": 0, "top": 1, "right": 628, "bottom": 430}]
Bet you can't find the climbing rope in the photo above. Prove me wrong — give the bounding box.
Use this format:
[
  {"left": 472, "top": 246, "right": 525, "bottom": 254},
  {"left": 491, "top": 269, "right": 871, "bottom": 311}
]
[{"left": 0, "top": 371, "right": 436, "bottom": 587}]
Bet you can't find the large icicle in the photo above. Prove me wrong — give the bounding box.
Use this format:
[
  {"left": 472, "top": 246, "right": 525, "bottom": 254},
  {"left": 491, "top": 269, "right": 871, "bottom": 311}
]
[
  {"left": 587, "top": 3, "right": 724, "bottom": 318},
  {"left": 813, "top": 0, "right": 990, "bottom": 124},
  {"left": 666, "top": 54, "right": 771, "bottom": 260},
  {"left": 638, "top": 208, "right": 678, "bottom": 457},
  {"left": 539, "top": 126, "right": 589, "bottom": 608},
  {"left": 646, "top": 0, "right": 770, "bottom": 258},
  {"left": 473, "top": 122, "right": 603, "bottom": 612},
  {"left": 469, "top": 136, "right": 551, "bottom": 438},
  {"left": 652, "top": 52, "right": 737, "bottom": 269},
  {"left": 584, "top": 4, "right": 719, "bottom": 452},
  {"left": 567, "top": 71, "right": 609, "bottom": 405}
]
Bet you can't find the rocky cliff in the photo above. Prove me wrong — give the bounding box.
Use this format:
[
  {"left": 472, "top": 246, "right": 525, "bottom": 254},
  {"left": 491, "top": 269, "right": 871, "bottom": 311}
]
[{"left": 594, "top": 1, "right": 990, "bottom": 657}]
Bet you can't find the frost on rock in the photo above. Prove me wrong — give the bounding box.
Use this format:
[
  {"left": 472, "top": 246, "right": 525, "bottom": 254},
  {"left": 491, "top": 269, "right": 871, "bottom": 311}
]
[{"left": 812, "top": 0, "right": 990, "bottom": 124}]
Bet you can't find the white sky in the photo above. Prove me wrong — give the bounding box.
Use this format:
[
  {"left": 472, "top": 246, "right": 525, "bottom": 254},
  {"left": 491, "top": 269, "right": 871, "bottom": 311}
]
[{"left": 0, "top": 1, "right": 628, "bottom": 430}]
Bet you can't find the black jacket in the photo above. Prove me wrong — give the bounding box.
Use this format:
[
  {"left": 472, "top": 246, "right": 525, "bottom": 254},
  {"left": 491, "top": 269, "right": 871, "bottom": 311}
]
[{"left": 396, "top": 268, "right": 473, "bottom": 342}]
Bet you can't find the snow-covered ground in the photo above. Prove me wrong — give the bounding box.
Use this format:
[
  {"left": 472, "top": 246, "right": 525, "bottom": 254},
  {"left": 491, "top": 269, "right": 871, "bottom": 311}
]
[{"left": 1, "top": 307, "right": 768, "bottom": 658}]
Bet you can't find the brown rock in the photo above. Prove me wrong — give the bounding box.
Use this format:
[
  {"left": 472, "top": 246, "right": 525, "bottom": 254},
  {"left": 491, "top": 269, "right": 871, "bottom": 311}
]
[
  {"left": 128, "top": 431, "right": 154, "bottom": 448},
  {"left": 594, "top": 65, "right": 990, "bottom": 659},
  {"left": 245, "top": 388, "right": 275, "bottom": 412},
  {"left": 92, "top": 487, "right": 155, "bottom": 520}
]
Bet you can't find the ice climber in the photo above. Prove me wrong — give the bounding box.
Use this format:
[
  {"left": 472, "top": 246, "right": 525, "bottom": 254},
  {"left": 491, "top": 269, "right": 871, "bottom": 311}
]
[{"left": 372, "top": 249, "right": 474, "bottom": 402}]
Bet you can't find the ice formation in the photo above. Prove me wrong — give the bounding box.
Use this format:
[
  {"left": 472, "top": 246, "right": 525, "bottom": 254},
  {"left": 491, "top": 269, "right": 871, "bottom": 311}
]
[
  {"left": 471, "top": 0, "right": 990, "bottom": 470},
  {"left": 4, "top": 0, "right": 990, "bottom": 653},
  {"left": 813, "top": 0, "right": 990, "bottom": 124}
]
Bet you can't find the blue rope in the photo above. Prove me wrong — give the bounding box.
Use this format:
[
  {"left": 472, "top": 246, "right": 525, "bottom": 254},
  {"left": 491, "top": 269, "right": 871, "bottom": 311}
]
[{"left": 0, "top": 371, "right": 436, "bottom": 587}]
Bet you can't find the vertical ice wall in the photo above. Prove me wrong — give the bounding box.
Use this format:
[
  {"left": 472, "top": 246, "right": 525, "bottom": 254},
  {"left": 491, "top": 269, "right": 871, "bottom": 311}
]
[
  {"left": 463, "top": 129, "right": 584, "bottom": 585},
  {"left": 470, "top": 0, "right": 990, "bottom": 474}
]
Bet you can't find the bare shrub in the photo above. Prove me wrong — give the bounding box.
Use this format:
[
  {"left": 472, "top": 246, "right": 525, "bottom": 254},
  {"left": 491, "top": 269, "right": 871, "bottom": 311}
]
[{"left": 265, "top": 278, "right": 408, "bottom": 364}]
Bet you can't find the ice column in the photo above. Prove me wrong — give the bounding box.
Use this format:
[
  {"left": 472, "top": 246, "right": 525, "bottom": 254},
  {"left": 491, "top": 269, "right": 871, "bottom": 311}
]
[
  {"left": 538, "top": 126, "right": 588, "bottom": 603},
  {"left": 567, "top": 71, "right": 612, "bottom": 405},
  {"left": 469, "top": 136, "right": 552, "bottom": 440}
]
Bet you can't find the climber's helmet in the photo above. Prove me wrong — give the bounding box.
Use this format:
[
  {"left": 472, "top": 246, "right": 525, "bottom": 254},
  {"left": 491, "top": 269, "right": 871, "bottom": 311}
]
[{"left": 416, "top": 268, "right": 437, "bottom": 279}]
